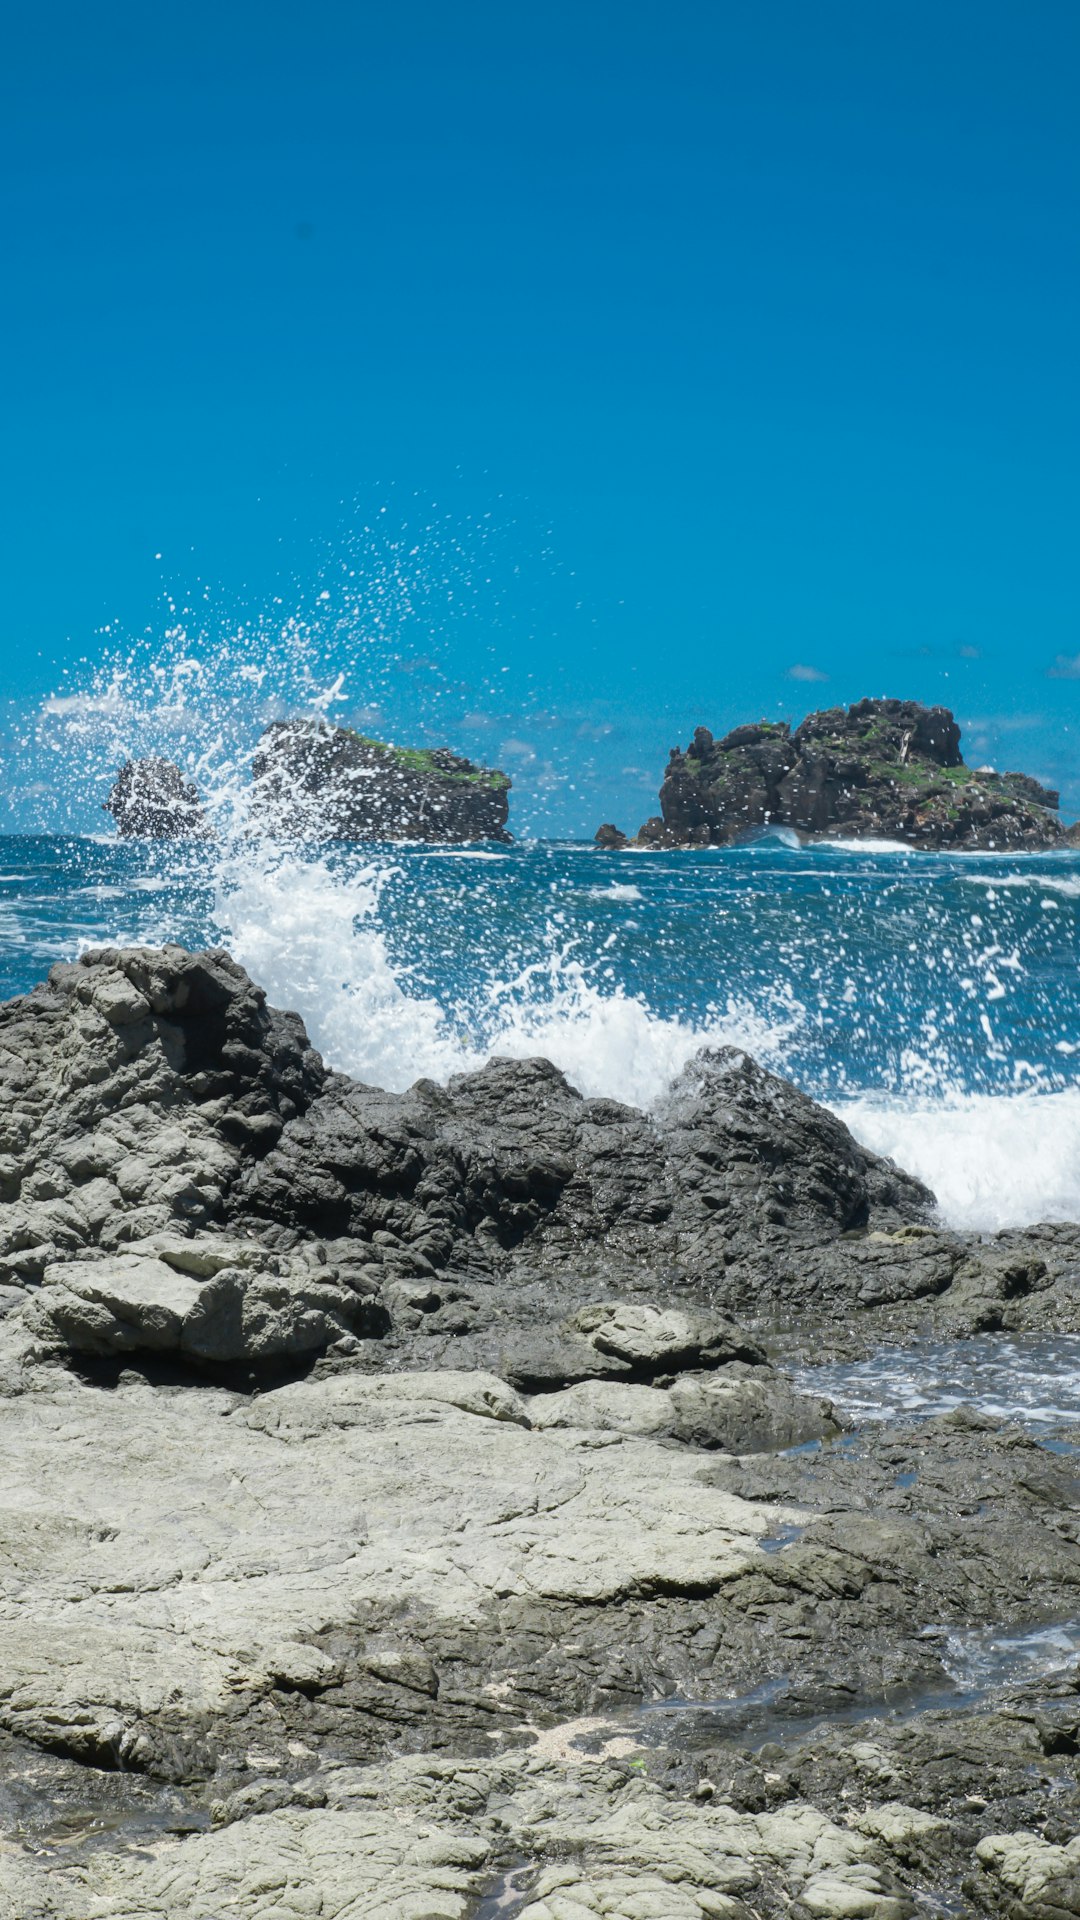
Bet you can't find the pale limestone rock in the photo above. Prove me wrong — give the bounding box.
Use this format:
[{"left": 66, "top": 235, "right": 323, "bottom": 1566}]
[
  {"left": 976, "top": 1830, "right": 1080, "bottom": 1916},
  {"left": 0, "top": 1364, "right": 803, "bottom": 1765},
  {"left": 526, "top": 1380, "right": 675, "bottom": 1436}
]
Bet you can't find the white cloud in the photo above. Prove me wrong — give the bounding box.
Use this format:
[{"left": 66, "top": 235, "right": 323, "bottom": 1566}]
[
  {"left": 40, "top": 692, "right": 124, "bottom": 717},
  {"left": 786, "top": 663, "right": 828, "bottom": 683},
  {"left": 963, "top": 712, "right": 1045, "bottom": 733},
  {"left": 1048, "top": 654, "right": 1080, "bottom": 680}
]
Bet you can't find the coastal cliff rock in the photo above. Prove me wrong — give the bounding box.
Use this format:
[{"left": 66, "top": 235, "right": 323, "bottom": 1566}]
[
  {"left": 251, "top": 719, "right": 512, "bottom": 841},
  {"left": 104, "top": 757, "right": 209, "bottom": 838},
  {"left": 627, "top": 698, "right": 1064, "bottom": 850},
  {"left": 0, "top": 946, "right": 1079, "bottom": 1915}
]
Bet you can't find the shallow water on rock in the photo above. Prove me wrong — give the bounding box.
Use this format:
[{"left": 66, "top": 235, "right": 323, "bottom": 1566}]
[
  {"left": 471, "top": 1864, "right": 537, "bottom": 1918},
  {"left": 941, "top": 1620, "right": 1080, "bottom": 1691},
  {"left": 525, "top": 1617, "right": 1080, "bottom": 1766},
  {"left": 790, "top": 1333, "right": 1080, "bottom": 1433},
  {"left": 0, "top": 1734, "right": 211, "bottom": 1857}
]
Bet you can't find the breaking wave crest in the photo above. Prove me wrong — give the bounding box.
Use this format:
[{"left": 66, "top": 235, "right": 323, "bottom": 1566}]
[
  {"left": 211, "top": 840, "right": 796, "bottom": 1108},
  {"left": 831, "top": 1090, "right": 1080, "bottom": 1232}
]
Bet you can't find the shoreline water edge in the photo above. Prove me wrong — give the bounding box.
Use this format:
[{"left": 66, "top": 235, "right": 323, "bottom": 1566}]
[{"left": 0, "top": 933, "right": 1075, "bottom": 1916}]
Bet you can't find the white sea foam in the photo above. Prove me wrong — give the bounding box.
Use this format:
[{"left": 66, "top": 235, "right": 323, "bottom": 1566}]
[
  {"left": 817, "top": 836, "right": 916, "bottom": 855},
  {"left": 584, "top": 883, "right": 644, "bottom": 903},
  {"left": 211, "top": 840, "right": 797, "bottom": 1108},
  {"left": 964, "top": 873, "right": 1080, "bottom": 897},
  {"left": 792, "top": 1334, "right": 1080, "bottom": 1430},
  {"left": 834, "top": 1088, "right": 1080, "bottom": 1231}
]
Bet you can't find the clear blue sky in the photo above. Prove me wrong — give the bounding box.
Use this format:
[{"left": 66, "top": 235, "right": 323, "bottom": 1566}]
[{"left": 3, "top": 0, "right": 1079, "bottom": 834}]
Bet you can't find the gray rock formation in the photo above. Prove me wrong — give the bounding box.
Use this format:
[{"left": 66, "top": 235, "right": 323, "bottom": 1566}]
[
  {"left": 0, "top": 944, "right": 1077, "bottom": 1915},
  {"left": 594, "top": 821, "right": 629, "bottom": 849}
]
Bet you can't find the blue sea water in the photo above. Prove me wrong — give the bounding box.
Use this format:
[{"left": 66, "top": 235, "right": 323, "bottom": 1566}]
[{"left": 2, "top": 830, "right": 1079, "bottom": 1232}]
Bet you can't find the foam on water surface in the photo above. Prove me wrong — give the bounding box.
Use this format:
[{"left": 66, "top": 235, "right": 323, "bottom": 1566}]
[
  {"left": 941, "top": 1621, "right": 1080, "bottom": 1692},
  {"left": 211, "top": 841, "right": 788, "bottom": 1107},
  {"left": 791, "top": 1335, "right": 1080, "bottom": 1431},
  {"left": 832, "top": 1089, "right": 1080, "bottom": 1231}
]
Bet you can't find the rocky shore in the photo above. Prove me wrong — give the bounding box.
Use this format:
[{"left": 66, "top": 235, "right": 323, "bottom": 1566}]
[
  {"left": 601, "top": 699, "right": 1071, "bottom": 851},
  {"left": 0, "top": 944, "right": 1077, "bottom": 1916}
]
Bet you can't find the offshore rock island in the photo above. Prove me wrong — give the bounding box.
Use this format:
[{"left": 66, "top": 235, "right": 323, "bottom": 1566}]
[
  {"left": 105, "top": 719, "right": 512, "bottom": 843},
  {"left": 0, "top": 943, "right": 1077, "bottom": 1914},
  {"left": 602, "top": 698, "right": 1070, "bottom": 851},
  {"left": 250, "top": 720, "right": 512, "bottom": 842},
  {"left": 103, "top": 755, "right": 211, "bottom": 840}
]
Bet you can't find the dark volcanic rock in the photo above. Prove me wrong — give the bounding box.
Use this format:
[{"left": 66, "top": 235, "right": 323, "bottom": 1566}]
[
  {"left": 0, "top": 945, "right": 937, "bottom": 1372},
  {"left": 635, "top": 698, "right": 1066, "bottom": 850},
  {"left": 594, "top": 822, "right": 629, "bottom": 849},
  {"left": 235, "top": 1045, "right": 935, "bottom": 1334},
  {"left": 0, "top": 945, "right": 326, "bottom": 1287},
  {"left": 104, "top": 757, "right": 209, "bottom": 838},
  {"left": 250, "top": 719, "right": 512, "bottom": 842}
]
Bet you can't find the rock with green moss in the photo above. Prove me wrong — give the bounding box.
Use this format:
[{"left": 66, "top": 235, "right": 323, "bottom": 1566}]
[
  {"left": 251, "top": 720, "right": 512, "bottom": 842},
  {"left": 634, "top": 699, "right": 1065, "bottom": 850}
]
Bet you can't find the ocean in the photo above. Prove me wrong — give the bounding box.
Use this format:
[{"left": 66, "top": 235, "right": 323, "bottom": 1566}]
[{"left": 2, "top": 829, "right": 1079, "bottom": 1234}]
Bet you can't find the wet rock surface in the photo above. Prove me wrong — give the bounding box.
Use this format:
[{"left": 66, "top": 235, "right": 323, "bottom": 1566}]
[
  {"left": 251, "top": 718, "right": 513, "bottom": 842},
  {"left": 629, "top": 697, "right": 1067, "bottom": 850},
  {"left": 105, "top": 723, "right": 513, "bottom": 845},
  {"left": 103, "top": 758, "right": 210, "bottom": 839},
  {"left": 0, "top": 945, "right": 1077, "bottom": 1915}
]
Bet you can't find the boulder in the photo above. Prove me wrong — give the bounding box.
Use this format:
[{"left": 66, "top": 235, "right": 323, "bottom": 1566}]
[
  {"left": 104, "top": 758, "right": 209, "bottom": 838},
  {"left": 29, "top": 1245, "right": 386, "bottom": 1368},
  {"left": 594, "top": 822, "right": 629, "bottom": 849}
]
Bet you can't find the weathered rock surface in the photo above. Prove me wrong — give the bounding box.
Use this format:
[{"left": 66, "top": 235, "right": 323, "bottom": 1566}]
[
  {"left": 629, "top": 698, "right": 1066, "bottom": 850},
  {"left": 0, "top": 943, "right": 1078, "bottom": 1914},
  {"left": 0, "top": 1746, "right": 955, "bottom": 1919},
  {"left": 250, "top": 718, "right": 513, "bottom": 841},
  {"left": 104, "top": 757, "right": 209, "bottom": 838},
  {"left": 28, "top": 1243, "right": 386, "bottom": 1367},
  {"left": 0, "top": 945, "right": 324, "bottom": 1288}
]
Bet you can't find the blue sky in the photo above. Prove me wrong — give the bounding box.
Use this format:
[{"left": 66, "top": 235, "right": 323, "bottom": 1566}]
[{"left": 2, "top": 0, "right": 1079, "bottom": 834}]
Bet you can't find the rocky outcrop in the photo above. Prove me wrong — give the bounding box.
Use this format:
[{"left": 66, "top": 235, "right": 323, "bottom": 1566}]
[
  {"left": 104, "top": 757, "right": 209, "bottom": 838},
  {"left": 1, "top": 945, "right": 1080, "bottom": 1915},
  {"left": 594, "top": 822, "right": 629, "bottom": 850},
  {"left": 627, "top": 698, "right": 1066, "bottom": 850},
  {"left": 105, "top": 725, "right": 513, "bottom": 843},
  {"left": 250, "top": 719, "right": 512, "bottom": 841}
]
